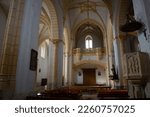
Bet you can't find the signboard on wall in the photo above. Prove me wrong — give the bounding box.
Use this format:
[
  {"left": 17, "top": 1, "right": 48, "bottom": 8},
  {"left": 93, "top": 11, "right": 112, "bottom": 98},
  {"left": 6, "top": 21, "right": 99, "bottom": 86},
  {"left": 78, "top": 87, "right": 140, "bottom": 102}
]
[{"left": 29, "top": 49, "right": 38, "bottom": 71}]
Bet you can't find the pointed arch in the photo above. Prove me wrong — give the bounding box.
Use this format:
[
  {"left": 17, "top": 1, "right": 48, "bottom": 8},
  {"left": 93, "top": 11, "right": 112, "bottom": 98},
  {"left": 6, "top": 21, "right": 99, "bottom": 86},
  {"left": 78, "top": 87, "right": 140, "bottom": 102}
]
[
  {"left": 72, "top": 19, "right": 106, "bottom": 49},
  {"left": 43, "top": 0, "right": 59, "bottom": 39}
]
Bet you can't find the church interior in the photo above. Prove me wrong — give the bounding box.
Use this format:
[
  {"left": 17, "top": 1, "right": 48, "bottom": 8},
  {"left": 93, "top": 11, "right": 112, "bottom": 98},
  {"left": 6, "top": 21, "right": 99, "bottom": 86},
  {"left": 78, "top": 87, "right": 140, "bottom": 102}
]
[{"left": 0, "top": 0, "right": 150, "bottom": 99}]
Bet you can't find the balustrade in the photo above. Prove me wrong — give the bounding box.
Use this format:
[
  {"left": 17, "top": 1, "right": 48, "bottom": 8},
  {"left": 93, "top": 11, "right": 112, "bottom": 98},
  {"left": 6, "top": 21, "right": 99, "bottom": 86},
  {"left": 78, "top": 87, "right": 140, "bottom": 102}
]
[{"left": 73, "top": 48, "right": 105, "bottom": 61}]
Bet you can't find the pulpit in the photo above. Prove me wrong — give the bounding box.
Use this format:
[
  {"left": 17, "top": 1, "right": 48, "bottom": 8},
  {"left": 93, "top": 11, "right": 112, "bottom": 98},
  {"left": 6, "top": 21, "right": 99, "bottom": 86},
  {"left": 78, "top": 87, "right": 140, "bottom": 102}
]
[{"left": 123, "top": 52, "right": 150, "bottom": 98}]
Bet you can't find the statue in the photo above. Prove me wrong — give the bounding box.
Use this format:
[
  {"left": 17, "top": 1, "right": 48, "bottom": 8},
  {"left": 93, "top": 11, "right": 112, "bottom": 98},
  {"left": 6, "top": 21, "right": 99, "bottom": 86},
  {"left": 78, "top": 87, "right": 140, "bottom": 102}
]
[{"left": 110, "top": 64, "right": 119, "bottom": 80}]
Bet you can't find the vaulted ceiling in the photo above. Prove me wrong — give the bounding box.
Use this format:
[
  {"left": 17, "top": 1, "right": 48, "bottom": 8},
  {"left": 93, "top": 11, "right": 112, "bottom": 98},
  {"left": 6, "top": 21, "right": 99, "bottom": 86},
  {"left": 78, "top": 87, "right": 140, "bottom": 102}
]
[
  {"left": 62, "top": 0, "right": 110, "bottom": 28},
  {"left": 61, "top": 0, "right": 111, "bottom": 47}
]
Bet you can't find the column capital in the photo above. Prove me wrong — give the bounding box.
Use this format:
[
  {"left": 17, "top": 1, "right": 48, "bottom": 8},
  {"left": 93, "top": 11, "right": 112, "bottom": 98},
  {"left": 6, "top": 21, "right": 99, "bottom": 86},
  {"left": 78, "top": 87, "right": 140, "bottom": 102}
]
[
  {"left": 64, "top": 52, "right": 68, "bottom": 55},
  {"left": 52, "top": 39, "right": 65, "bottom": 45},
  {"left": 114, "top": 36, "right": 119, "bottom": 40},
  {"left": 52, "top": 39, "right": 60, "bottom": 44}
]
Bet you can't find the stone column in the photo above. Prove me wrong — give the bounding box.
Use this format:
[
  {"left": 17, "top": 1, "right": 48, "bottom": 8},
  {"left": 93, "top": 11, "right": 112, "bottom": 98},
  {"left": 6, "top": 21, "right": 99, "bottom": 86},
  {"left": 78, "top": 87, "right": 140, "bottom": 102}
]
[
  {"left": 113, "top": 37, "right": 123, "bottom": 88},
  {"left": 96, "top": 48, "right": 102, "bottom": 60},
  {"left": 76, "top": 48, "right": 81, "bottom": 61},
  {"left": 132, "top": 80, "right": 145, "bottom": 99},
  {"left": 0, "top": 0, "right": 25, "bottom": 99},
  {"left": 64, "top": 52, "right": 69, "bottom": 86},
  {"left": 128, "top": 80, "right": 135, "bottom": 98},
  {"left": 15, "top": 0, "right": 42, "bottom": 99},
  {"left": 128, "top": 80, "right": 145, "bottom": 99},
  {"left": 69, "top": 55, "right": 73, "bottom": 86},
  {"left": 52, "top": 39, "right": 59, "bottom": 88},
  {"left": 134, "top": 84, "right": 142, "bottom": 98},
  {"left": 120, "top": 36, "right": 127, "bottom": 89},
  {"left": 112, "top": 0, "right": 123, "bottom": 89}
]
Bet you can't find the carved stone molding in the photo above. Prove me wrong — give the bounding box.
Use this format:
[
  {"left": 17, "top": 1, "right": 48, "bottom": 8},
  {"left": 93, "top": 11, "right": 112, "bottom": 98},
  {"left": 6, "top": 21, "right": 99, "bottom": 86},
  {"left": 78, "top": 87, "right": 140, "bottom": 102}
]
[
  {"left": 123, "top": 52, "right": 150, "bottom": 80},
  {"left": 123, "top": 52, "right": 150, "bottom": 98},
  {"left": 51, "top": 39, "right": 65, "bottom": 45}
]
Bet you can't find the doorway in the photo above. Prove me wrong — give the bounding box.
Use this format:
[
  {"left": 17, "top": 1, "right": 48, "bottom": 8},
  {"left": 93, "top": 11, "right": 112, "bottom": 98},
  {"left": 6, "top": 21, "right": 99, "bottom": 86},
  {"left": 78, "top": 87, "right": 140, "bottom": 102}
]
[{"left": 83, "top": 69, "right": 96, "bottom": 85}]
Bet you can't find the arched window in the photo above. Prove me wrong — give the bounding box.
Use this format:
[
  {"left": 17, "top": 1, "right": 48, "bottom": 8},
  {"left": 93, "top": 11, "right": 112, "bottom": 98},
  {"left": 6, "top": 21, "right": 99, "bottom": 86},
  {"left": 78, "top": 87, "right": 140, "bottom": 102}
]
[
  {"left": 85, "top": 35, "right": 93, "bottom": 49},
  {"left": 41, "top": 43, "right": 46, "bottom": 58}
]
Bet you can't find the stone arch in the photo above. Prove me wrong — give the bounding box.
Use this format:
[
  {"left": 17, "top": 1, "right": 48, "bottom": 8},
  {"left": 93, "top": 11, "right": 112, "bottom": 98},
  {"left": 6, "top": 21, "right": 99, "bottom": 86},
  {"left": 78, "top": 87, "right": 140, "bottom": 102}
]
[
  {"left": 72, "top": 19, "right": 107, "bottom": 49},
  {"left": 42, "top": 0, "right": 59, "bottom": 39},
  {"left": 72, "top": 19, "right": 106, "bottom": 38},
  {"left": 36, "top": 0, "right": 60, "bottom": 90}
]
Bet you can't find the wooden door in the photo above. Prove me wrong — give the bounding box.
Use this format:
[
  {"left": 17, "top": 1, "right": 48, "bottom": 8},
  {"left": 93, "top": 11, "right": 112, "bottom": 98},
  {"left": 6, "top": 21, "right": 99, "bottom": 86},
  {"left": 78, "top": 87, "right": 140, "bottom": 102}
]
[{"left": 83, "top": 69, "right": 96, "bottom": 85}]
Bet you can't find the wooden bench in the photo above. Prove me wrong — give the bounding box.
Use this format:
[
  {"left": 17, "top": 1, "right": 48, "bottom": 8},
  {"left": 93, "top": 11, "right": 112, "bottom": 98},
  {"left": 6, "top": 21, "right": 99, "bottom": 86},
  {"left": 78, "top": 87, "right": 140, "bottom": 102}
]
[{"left": 97, "top": 90, "right": 129, "bottom": 99}]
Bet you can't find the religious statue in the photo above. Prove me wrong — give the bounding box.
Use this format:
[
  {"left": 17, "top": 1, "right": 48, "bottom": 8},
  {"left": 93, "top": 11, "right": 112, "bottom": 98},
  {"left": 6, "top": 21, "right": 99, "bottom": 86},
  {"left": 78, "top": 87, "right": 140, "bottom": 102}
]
[{"left": 110, "top": 64, "right": 119, "bottom": 80}]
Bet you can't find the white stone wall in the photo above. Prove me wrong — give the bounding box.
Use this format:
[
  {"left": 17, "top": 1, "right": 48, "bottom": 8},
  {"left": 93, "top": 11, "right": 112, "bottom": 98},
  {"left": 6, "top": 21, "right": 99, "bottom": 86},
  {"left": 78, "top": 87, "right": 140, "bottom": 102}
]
[
  {"left": 36, "top": 44, "right": 48, "bottom": 86},
  {"left": 75, "top": 68, "right": 107, "bottom": 85},
  {"left": 96, "top": 68, "right": 106, "bottom": 85},
  {"left": 75, "top": 70, "right": 83, "bottom": 84}
]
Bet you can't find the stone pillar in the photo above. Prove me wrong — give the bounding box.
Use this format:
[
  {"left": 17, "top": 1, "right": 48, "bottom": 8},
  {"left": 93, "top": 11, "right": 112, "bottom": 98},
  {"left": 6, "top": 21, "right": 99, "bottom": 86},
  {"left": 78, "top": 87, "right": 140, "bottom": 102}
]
[
  {"left": 120, "top": 36, "right": 128, "bottom": 89},
  {"left": 113, "top": 37, "right": 123, "bottom": 89},
  {"left": 145, "top": 82, "right": 150, "bottom": 98},
  {"left": 69, "top": 55, "right": 73, "bottom": 86},
  {"left": 96, "top": 48, "right": 102, "bottom": 60},
  {"left": 127, "top": 80, "right": 134, "bottom": 98},
  {"left": 0, "top": 0, "right": 25, "bottom": 99},
  {"left": 134, "top": 84, "right": 142, "bottom": 98},
  {"left": 76, "top": 48, "right": 81, "bottom": 61},
  {"left": 128, "top": 80, "right": 145, "bottom": 99},
  {"left": 15, "top": 0, "right": 42, "bottom": 99},
  {"left": 52, "top": 39, "right": 59, "bottom": 88},
  {"left": 46, "top": 41, "right": 54, "bottom": 89},
  {"left": 112, "top": 0, "right": 123, "bottom": 89},
  {"left": 64, "top": 52, "right": 69, "bottom": 86},
  {"left": 0, "top": 7, "right": 7, "bottom": 68},
  {"left": 133, "top": 80, "right": 145, "bottom": 99}
]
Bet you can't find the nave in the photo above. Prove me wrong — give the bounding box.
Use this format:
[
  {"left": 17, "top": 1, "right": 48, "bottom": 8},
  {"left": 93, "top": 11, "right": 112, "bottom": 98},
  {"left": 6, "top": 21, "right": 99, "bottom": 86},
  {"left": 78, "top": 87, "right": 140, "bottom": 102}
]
[{"left": 0, "top": 0, "right": 150, "bottom": 99}]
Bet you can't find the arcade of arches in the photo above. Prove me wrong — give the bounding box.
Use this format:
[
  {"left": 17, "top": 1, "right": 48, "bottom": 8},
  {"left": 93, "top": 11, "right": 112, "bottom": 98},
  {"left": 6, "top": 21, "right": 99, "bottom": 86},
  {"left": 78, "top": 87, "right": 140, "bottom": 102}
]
[{"left": 0, "top": 0, "right": 150, "bottom": 99}]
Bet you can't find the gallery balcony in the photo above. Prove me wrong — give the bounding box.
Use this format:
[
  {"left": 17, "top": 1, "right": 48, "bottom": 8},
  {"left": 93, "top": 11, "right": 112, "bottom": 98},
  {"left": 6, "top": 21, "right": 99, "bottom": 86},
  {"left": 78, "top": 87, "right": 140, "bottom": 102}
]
[{"left": 73, "top": 48, "right": 105, "bottom": 63}]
